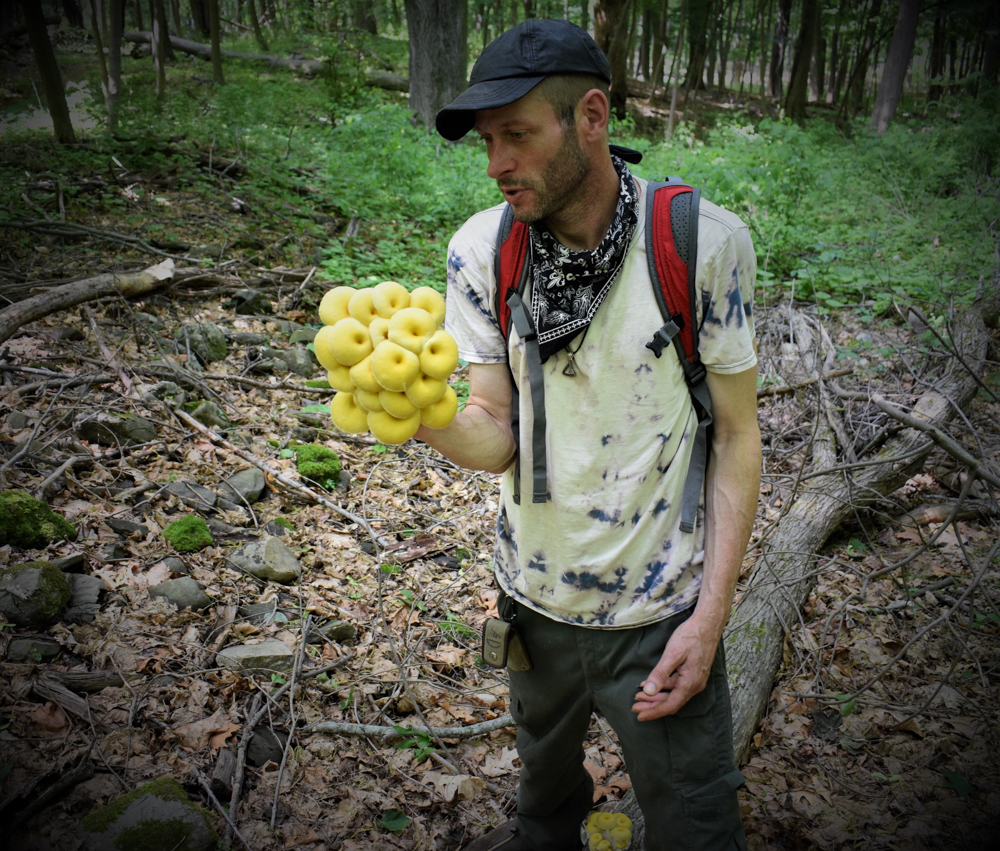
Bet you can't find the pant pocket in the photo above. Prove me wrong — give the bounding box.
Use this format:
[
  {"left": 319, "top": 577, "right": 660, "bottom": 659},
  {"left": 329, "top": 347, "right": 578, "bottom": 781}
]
[{"left": 679, "top": 768, "right": 745, "bottom": 850}]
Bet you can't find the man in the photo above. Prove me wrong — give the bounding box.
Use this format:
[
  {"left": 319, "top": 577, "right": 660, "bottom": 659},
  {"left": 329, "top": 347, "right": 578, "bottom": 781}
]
[{"left": 416, "top": 18, "right": 760, "bottom": 851}]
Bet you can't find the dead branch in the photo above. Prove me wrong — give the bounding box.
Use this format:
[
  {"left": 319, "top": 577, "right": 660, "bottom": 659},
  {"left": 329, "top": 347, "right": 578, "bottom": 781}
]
[
  {"left": 307, "top": 715, "right": 515, "bottom": 740},
  {"left": 123, "top": 31, "right": 327, "bottom": 76}
]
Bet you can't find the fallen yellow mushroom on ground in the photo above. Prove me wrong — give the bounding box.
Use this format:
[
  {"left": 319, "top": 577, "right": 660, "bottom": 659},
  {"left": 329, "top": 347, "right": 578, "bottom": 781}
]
[{"left": 585, "top": 812, "right": 632, "bottom": 851}]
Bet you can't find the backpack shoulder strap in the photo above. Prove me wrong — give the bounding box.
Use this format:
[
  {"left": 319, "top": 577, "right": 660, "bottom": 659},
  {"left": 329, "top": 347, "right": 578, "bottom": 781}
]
[
  {"left": 493, "top": 204, "right": 531, "bottom": 342},
  {"left": 644, "top": 180, "right": 711, "bottom": 534}
]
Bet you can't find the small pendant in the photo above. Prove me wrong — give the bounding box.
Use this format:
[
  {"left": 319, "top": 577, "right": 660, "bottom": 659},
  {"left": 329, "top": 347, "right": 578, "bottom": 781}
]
[{"left": 562, "top": 356, "right": 577, "bottom": 377}]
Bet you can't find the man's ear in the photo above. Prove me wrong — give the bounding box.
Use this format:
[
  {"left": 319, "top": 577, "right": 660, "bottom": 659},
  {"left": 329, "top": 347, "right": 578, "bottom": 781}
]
[{"left": 576, "top": 88, "right": 610, "bottom": 142}]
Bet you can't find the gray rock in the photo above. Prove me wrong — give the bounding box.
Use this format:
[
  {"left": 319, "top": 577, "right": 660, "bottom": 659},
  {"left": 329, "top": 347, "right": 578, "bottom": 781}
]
[
  {"left": 264, "top": 520, "right": 289, "bottom": 537},
  {"left": 308, "top": 620, "right": 357, "bottom": 645},
  {"left": 7, "top": 636, "right": 63, "bottom": 662},
  {"left": 225, "top": 331, "right": 268, "bottom": 346},
  {"left": 102, "top": 544, "right": 128, "bottom": 561},
  {"left": 105, "top": 518, "right": 149, "bottom": 537},
  {"left": 50, "top": 325, "right": 86, "bottom": 341},
  {"left": 275, "top": 347, "right": 316, "bottom": 378},
  {"left": 238, "top": 602, "right": 290, "bottom": 624},
  {"left": 78, "top": 776, "right": 217, "bottom": 851},
  {"left": 214, "top": 498, "right": 243, "bottom": 513},
  {"left": 74, "top": 412, "right": 157, "bottom": 447},
  {"left": 247, "top": 727, "right": 287, "bottom": 767},
  {"left": 205, "top": 518, "right": 242, "bottom": 536},
  {"left": 267, "top": 319, "right": 302, "bottom": 334},
  {"left": 134, "top": 311, "right": 165, "bottom": 331},
  {"left": 50, "top": 553, "right": 86, "bottom": 572},
  {"left": 148, "top": 577, "right": 212, "bottom": 610},
  {"left": 217, "top": 638, "right": 294, "bottom": 673},
  {"left": 230, "top": 536, "right": 301, "bottom": 585},
  {"left": 290, "top": 426, "right": 318, "bottom": 443},
  {"left": 0, "top": 562, "right": 72, "bottom": 627},
  {"left": 217, "top": 468, "right": 266, "bottom": 506},
  {"left": 231, "top": 289, "right": 273, "bottom": 316},
  {"left": 857, "top": 331, "right": 874, "bottom": 344},
  {"left": 175, "top": 322, "right": 228, "bottom": 365},
  {"left": 141, "top": 381, "right": 185, "bottom": 407},
  {"left": 7, "top": 411, "right": 30, "bottom": 430},
  {"left": 288, "top": 327, "right": 317, "bottom": 344},
  {"left": 64, "top": 573, "right": 106, "bottom": 623},
  {"left": 190, "top": 401, "right": 230, "bottom": 429},
  {"left": 164, "top": 481, "right": 218, "bottom": 510},
  {"left": 153, "top": 557, "right": 189, "bottom": 576}
]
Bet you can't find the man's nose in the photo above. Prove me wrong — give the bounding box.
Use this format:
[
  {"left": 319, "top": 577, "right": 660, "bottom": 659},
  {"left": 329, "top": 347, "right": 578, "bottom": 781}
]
[{"left": 486, "top": 143, "right": 513, "bottom": 180}]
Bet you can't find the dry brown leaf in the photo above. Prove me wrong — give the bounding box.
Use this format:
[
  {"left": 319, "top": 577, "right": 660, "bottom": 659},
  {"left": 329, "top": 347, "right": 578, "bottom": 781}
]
[
  {"left": 422, "top": 771, "right": 485, "bottom": 803},
  {"left": 28, "top": 701, "right": 69, "bottom": 735},
  {"left": 481, "top": 745, "right": 519, "bottom": 778},
  {"left": 173, "top": 708, "right": 233, "bottom": 750},
  {"left": 209, "top": 723, "right": 241, "bottom": 749}
]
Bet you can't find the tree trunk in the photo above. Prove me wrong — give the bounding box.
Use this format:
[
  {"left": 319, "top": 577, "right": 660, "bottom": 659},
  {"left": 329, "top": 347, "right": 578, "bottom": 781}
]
[
  {"left": 593, "top": 0, "right": 632, "bottom": 119},
  {"left": 871, "top": 0, "right": 920, "bottom": 132},
  {"left": 682, "top": 0, "right": 712, "bottom": 90},
  {"left": 20, "top": 0, "right": 75, "bottom": 144},
  {"left": 981, "top": 3, "right": 999, "bottom": 87},
  {"left": 169, "top": 0, "right": 179, "bottom": 32},
  {"left": 353, "top": 0, "right": 378, "bottom": 33},
  {"left": 784, "top": 0, "right": 819, "bottom": 119},
  {"left": 246, "top": 0, "right": 267, "bottom": 50},
  {"left": 404, "top": 0, "right": 468, "bottom": 130},
  {"left": 667, "top": 0, "right": 686, "bottom": 137},
  {"left": 639, "top": 6, "right": 650, "bottom": 80},
  {"left": 768, "top": 0, "right": 791, "bottom": 97},
  {"left": 190, "top": 0, "right": 210, "bottom": 35},
  {"left": 718, "top": 0, "right": 740, "bottom": 89},
  {"left": 87, "top": 0, "right": 112, "bottom": 116},
  {"left": 124, "top": 30, "right": 328, "bottom": 75},
  {"left": 0, "top": 261, "right": 175, "bottom": 348},
  {"left": 131, "top": 0, "right": 142, "bottom": 29},
  {"left": 106, "top": 0, "right": 122, "bottom": 130},
  {"left": 62, "top": 0, "right": 85, "bottom": 27},
  {"left": 151, "top": 0, "right": 167, "bottom": 98},
  {"left": 810, "top": 8, "right": 825, "bottom": 103},
  {"left": 208, "top": 0, "right": 223, "bottom": 84},
  {"left": 614, "top": 289, "right": 997, "bottom": 849},
  {"left": 842, "top": 0, "right": 883, "bottom": 115}
]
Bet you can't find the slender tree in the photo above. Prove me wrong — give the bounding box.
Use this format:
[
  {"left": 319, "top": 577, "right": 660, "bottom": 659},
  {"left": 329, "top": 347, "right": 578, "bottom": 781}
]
[
  {"left": 208, "top": 0, "right": 223, "bottom": 84},
  {"left": 982, "top": 3, "right": 999, "bottom": 87},
  {"left": 784, "top": 0, "right": 820, "bottom": 119},
  {"left": 682, "top": 0, "right": 712, "bottom": 90},
  {"left": 107, "top": 0, "right": 122, "bottom": 129},
  {"left": 405, "top": 0, "right": 468, "bottom": 129},
  {"left": 246, "top": 0, "right": 267, "bottom": 50},
  {"left": 62, "top": 0, "right": 85, "bottom": 27},
  {"left": 870, "top": 0, "right": 920, "bottom": 132},
  {"left": 768, "top": 0, "right": 791, "bottom": 97},
  {"left": 594, "top": 0, "right": 633, "bottom": 118},
  {"left": 151, "top": 0, "right": 167, "bottom": 98},
  {"left": 189, "top": 0, "right": 210, "bottom": 35},
  {"left": 840, "top": 0, "right": 884, "bottom": 117},
  {"left": 20, "top": 0, "right": 76, "bottom": 143}
]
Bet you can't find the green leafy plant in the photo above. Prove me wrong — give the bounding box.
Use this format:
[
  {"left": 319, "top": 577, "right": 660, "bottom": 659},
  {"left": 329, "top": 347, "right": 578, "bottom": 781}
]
[
  {"left": 391, "top": 726, "right": 435, "bottom": 762},
  {"left": 381, "top": 809, "right": 410, "bottom": 832}
]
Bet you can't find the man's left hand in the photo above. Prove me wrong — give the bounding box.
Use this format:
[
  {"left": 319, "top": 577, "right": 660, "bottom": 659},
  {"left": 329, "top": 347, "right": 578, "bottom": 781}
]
[{"left": 632, "top": 613, "right": 719, "bottom": 721}]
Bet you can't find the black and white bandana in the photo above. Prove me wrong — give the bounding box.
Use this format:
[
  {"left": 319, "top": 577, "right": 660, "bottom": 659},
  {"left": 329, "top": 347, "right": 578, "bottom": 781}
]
[{"left": 529, "top": 155, "right": 639, "bottom": 363}]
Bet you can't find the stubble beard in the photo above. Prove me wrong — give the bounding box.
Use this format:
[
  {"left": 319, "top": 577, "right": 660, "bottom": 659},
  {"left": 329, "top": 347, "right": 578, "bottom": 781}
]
[{"left": 503, "top": 125, "right": 593, "bottom": 225}]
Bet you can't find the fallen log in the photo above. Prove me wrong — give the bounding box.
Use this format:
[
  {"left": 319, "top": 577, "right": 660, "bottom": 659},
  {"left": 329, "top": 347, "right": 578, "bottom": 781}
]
[
  {"left": 0, "top": 259, "right": 174, "bottom": 347},
  {"left": 123, "top": 31, "right": 327, "bottom": 76},
  {"left": 616, "top": 287, "right": 997, "bottom": 847}
]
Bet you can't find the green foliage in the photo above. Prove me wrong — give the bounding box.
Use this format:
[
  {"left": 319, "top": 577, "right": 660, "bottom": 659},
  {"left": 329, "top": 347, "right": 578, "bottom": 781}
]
[
  {"left": 0, "top": 490, "right": 77, "bottom": 548},
  {"left": 391, "top": 725, "right": 436, "bottom": 762},
  {"left": 295, "top": 444, "right": 341, "bottom": 490},
  {"left": 381, "top": 809, "right": 410, "bottom": 832},
  {"left": 162, "top": 516, "right": 214, "bottom": 552}
]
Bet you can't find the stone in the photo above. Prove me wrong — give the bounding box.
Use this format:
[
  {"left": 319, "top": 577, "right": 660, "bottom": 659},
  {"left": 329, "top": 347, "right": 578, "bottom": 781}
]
[
  {"left": 50, "top": 325, "right": 86, "bottom": 341},
  {"left": 74, "top": 412, "right": 157, "bottom": 447},
  {"left": 0, "top": 490, "right": 77, "bottom": 548},
  {"left": 175, "top": 322, "right": 227, "bottom": 365},
  {"left": 78, "top": 776, "right": 217, "bottom": 851},
  {"left": 133, "top": 311, "right": 165, "bottom": 331},
  {"left": 102, "top": 544, "right": 128, "bottom": 561},
  {"left": 265, "top": 319, "right": 302, "bottom": 335},
  {"left": 7, "top": 411, "right": 30, "bottom": 430},
  {"left": 0, "top": 561, "right": 72, "bottom": 627},
  {"left": 217, "top": 638, "right": 294, "bottom": 673},
  {"left": 163, "top": 481, "right": 218, "bottom": 510},
  {"left": 162, "top": 516, "right": 213, "bottom": 552},
  {"left": 290, "top": 426, "right": 318, "bottom": 443},
  {"left": 307, "top": 620, "right": 357, "bottom": 645},
  {"left": 64, "top": 574, "right": 107, "bottom": 623},
  {"left": 105, "top": 517, "right": 149, "bottom": 537},
  {"left": 225, "top": 331, "right": 268, "bottom": 346},
  {"left": 246, "top": 727, "right": 287, "bottom": 767},
  {"left": 148, "top": 577, "right": 213, "bottom": 610},
  {"left": 230, "top": 288, "right": 273, "bottom": 315},
  {"left": 205, "top": 518, "right": 242, "bottom": 536},
  {"left": 50, "top": 553, "right": 86, "bottom": 572},
  {"left": 138, "top": 379, "right": 184, "bottom": 406},
  {"left": 153, "top": 557, "right": 189, "bottom": 576},
  {"left": 190, "top": 401, "right": 230, "bottom": 429},
  {"left": 275, "top": 347, "right": 316, "bottom": 377},
  {"left": 288, "top": 327, "right": 317, "bottom": 344},
  {"left": 264, "top": 519, "right": 292, "bottom": 537},
  {"left": 7, "top": 636, "right": 63, "bottom": 662},
  {"left": 217, "top": 468, "right": 266, "bottom": 505},
  {"left": 238, "top": 602, "right": 290, "bottom": 624},
  {"left": 230, "top": 536, "right": 302, "bottom": 584}
]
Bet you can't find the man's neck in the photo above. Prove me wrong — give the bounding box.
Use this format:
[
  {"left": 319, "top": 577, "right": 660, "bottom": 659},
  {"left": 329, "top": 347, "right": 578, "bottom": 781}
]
[{"left": 543, "top": 157, "right": 621, "bottom": 251}]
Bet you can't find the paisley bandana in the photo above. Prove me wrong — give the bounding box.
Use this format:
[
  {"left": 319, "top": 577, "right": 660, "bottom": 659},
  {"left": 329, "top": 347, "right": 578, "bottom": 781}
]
[{"left": 529, "top": 155, "right": 639, "bottom": 363}]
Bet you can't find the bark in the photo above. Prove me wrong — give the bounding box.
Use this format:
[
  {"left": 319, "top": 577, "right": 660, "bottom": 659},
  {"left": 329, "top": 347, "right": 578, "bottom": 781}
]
[
  {"left": 131, "top": 0, "right": 142, "bottom": 29},
  {"left": 718, "top": 0, "right": 740, "bottom": 89},
  {"left": 151, "top": 0, "right": 167, "bottom": 98},
  {"left": 190, "top": 0, "right": 210, "bottom": 35},
  {"left": 871, "top": 0, "right": 920, "bottom": 134},
  {"left": 784, "top": 0, "right": 820, "bottom": 119},
  {"left": 842, "top": 0, "right": 883, "bottom": 116},
  {"left": 353, "top": 0, "right": 378, "bottom": 33},
  {"left": 62, "top": 0, "right": 84, "bottom": 27},
  {"left": 404, "top": 0, "right": 468, "bottom": 130},
  {"left": 982, "top": 4, "right": 999, "bottom": 87},
  {"left": 593, "top": 0, "right": 633, "bottom": 119},
  {"left": 124, "top": 30, "right": 328, "bottom": 75},
  {"left": 810, "top": 8, "right": 825, "bottom": 103},
  {"left": 928, "top": 14, "right": 945, "bottom": 101},
  {"left": 682, "top": 0, "right": 713, "bottom": 90},
  {"left": 667, "top": 0, "right": 687, "bottom": 137},
  {"left": 20, "top": 0, "right": 75, "bottom": 144},
  {"left": 0, "top": 260, "right": 174, "bottom": 347},
  {"left": 107, "top": 0, "right": 123, "bottom": 129},
  {"left": 768, "top": 0, "right": 791, "bottom": 97},
  {"left": 615, "top": 287, "right": 997, "bottom": 848},
  {"left": 208, "top": 0, "right": 224, "bottom": 84},
  {"left": 246, "top": 0, "right": 267, "bottom": 51},
  {"left": 87, "top": 0, "right": 112, "bottom": 115}
]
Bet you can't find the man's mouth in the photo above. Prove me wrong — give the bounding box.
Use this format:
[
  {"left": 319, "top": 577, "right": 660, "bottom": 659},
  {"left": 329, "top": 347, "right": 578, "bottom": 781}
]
[{"left": 501, "top": 186, "right": 529, "bottom": 202}]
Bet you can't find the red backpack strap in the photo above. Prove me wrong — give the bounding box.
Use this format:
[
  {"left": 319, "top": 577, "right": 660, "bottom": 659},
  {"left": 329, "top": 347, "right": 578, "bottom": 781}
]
[{"left": 494, "top": 204, "right": 531, "bottom": 341}]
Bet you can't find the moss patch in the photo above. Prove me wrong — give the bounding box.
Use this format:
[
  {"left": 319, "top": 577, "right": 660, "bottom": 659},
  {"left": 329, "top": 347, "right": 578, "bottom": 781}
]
[
  {"left": 81, "top": 776, "right": 190, "bottom": 833},
  {"left": 162, "top": 516, "right": 213, "bottom": 552},
  {"left": 272, "top": 516, "right": 295, "bottom": 531},
  {"left": 295, "top": 444, "right": 341, "bottom": 490},
  {"left": 0, "top": 490, "right": 77, "bottom": 548},
  {"left": 3, "top": 560, "right": 72, "bottom": 625}
]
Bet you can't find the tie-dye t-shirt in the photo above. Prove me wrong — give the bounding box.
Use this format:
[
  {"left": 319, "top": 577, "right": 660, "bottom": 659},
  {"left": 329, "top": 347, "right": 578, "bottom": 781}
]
[{"left": 445, "top": 179, "right": 757, "bottom": 627}]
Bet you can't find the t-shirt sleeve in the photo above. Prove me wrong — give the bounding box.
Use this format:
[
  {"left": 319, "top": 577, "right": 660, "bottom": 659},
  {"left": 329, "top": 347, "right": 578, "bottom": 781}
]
[
  {"left": 444, "top": 207, "right": 509, "bottom": 365},
  {"left": 697, "top": 222, "right": 757, "bottom": 374}
]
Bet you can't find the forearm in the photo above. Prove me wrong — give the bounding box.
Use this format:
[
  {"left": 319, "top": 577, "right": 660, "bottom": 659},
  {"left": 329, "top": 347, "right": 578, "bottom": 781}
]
[
  {"left": 415, "top": 402, "right": 516, "bottom": 473},
  {"left": 692, "top": 426, "right": 761, "bottom": 643}
]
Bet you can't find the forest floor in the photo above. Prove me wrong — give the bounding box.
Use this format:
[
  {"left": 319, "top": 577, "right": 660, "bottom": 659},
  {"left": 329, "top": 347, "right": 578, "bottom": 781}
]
[{"left": 2, "top": 24, "right": 1000, "bottom": 851}]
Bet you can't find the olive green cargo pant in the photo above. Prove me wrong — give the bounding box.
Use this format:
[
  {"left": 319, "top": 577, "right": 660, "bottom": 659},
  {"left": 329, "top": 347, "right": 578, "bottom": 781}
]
[{"left": 501, "top": 591, "right": 747, "bottom": 851}]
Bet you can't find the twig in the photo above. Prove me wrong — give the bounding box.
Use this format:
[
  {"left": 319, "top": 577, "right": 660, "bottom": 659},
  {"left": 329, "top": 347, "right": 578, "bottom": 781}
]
[
  {"left": 82, "top": 305, "right": 137, "bottom": 398},
  {"left": 306, "top": 715, "right": 515, "bottom": 739},
  {"left": 756, "top": 367, "right": 854, "bottom": 397},
  {"left": 224, "top": 694, "right": 260, "bottom": 850},
  {"left": 270, "top": 614, "right": 310, "bottom": 828},
  {"left": 194, "top": 769, "right": 253, "bottom": 851},
  {"left": 34, "top": 454, "right": 91, "bottom": 499},
  {"left": 194, "top": 372, "right": 336, "bottom": 395}
]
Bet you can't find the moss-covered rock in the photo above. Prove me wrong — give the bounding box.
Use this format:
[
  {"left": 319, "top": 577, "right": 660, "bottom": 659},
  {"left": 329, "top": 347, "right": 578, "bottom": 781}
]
[
  {"left": 175, "top": 322, "right": 227, "bottom": 364},
  {"left": 162, "top": 516, "right": 213, "bottom": 552},
  {"left": 73, "top": 412, "right": 158, "bottom": 447},
  {"left": 0, "top": 490, "right": 77, "bottom": 548},
  {"left": 0, "top": 560, "right": 72, "bottom": 627},
  {"left": 78, "top": 776, "right": 217, "bottom": 851},
  {"left": 295, "top": 444, "right": 341, "bottom": 490}
]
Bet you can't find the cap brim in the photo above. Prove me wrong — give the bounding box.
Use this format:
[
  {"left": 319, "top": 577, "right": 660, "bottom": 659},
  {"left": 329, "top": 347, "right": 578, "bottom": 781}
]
[
  {"left": 435, "top": 75, "right": 546, "bottom": 140},
  {"left": 609, "top": 144, "right": 642, "bottom": 164}
]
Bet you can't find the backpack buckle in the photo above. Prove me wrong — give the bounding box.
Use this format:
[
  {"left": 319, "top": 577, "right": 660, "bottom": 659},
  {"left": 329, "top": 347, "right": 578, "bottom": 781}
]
[
  {"left": 645, "top": 314, "right": 684, "bottom": 359},
  {"left": 685, "top": 360, "right": 707, "bottom": 387}
]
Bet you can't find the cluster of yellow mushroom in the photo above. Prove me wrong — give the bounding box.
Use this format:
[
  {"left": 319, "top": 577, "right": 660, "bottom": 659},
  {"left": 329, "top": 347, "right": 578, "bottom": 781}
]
[
  {"left": 314, "top": 281, "right": 459, "bottom": 445},
  {"left": 584, "top": 812, "right": 632, "bottom": 851}
]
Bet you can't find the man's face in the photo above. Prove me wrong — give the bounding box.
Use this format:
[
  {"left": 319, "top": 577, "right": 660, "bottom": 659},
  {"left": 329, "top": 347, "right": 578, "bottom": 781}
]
[{"left": 474, "top": 87, "right": 591, "bottom": 224}]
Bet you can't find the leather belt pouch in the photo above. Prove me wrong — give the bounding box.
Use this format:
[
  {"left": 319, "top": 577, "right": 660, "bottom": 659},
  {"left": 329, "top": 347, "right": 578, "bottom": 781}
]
[{"left": 481, "top": 618, "right": 532, "bottom": 671}]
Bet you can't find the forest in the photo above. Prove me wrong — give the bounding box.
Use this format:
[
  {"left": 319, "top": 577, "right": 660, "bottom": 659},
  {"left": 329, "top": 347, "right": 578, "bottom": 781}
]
[{"left": 0, "top": 0, "right": 998, "bottom": 849}]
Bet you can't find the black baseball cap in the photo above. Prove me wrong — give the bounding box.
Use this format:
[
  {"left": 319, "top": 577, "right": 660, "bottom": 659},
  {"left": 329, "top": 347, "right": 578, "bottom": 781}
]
[{"left": 435, "top": 18, "right": 642, "bottom": 164}]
